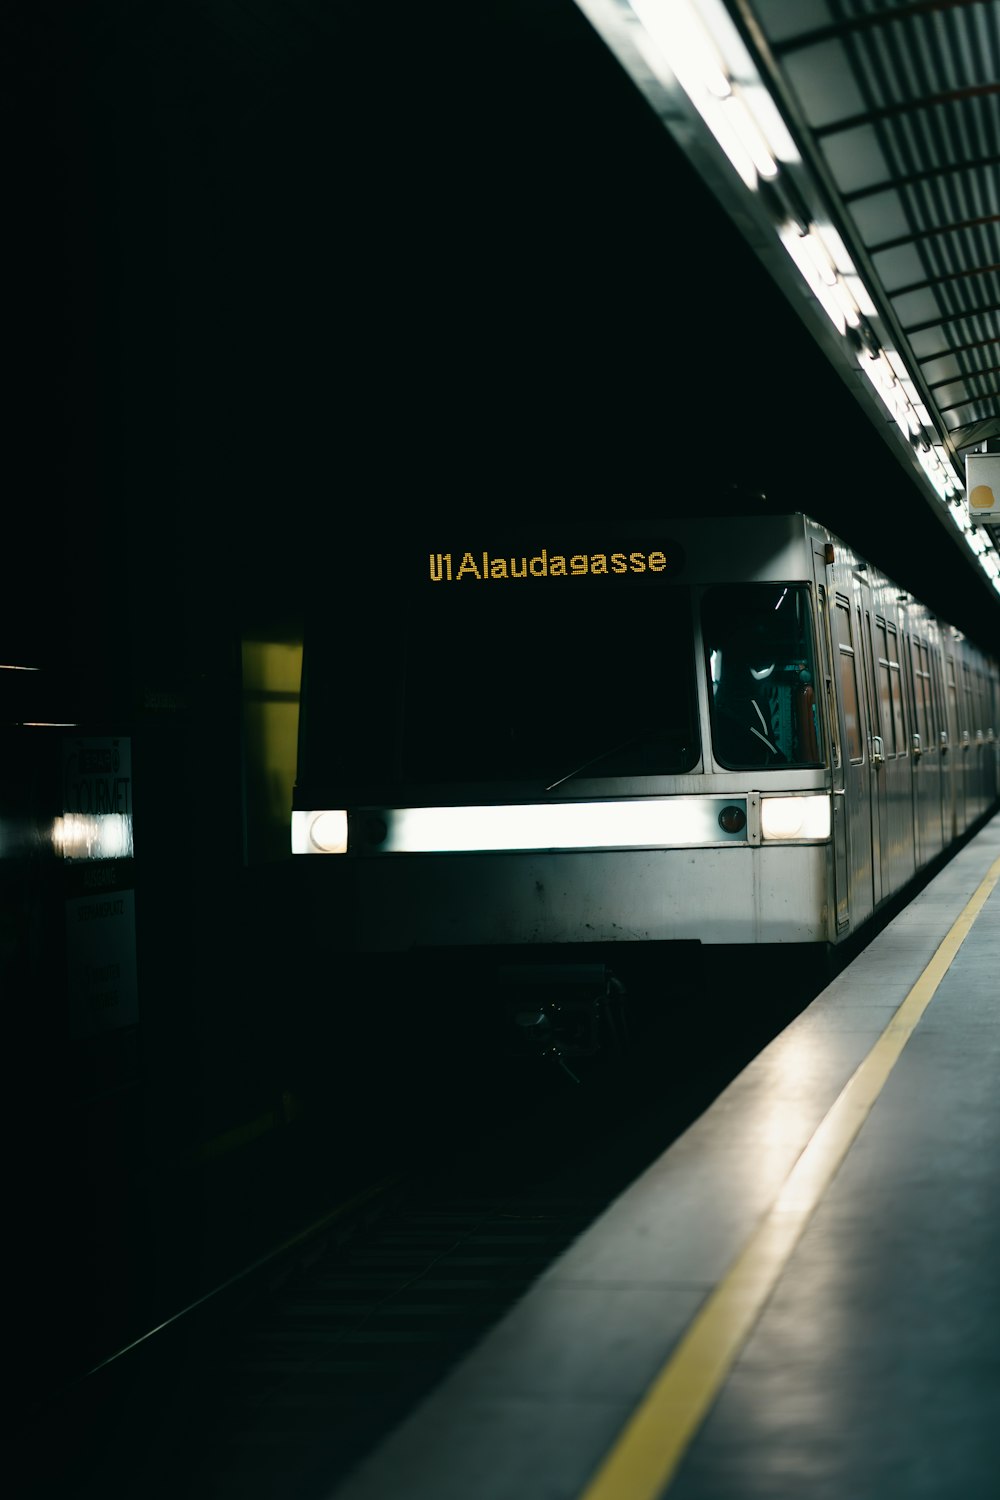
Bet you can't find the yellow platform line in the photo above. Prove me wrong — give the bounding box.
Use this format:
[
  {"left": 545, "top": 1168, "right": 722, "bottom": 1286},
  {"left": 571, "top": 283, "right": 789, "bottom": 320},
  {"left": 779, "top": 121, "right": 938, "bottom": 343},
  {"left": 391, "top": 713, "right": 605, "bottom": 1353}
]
[{"left": 579, "top": 854, "right": 1000, "bottom": 1500}]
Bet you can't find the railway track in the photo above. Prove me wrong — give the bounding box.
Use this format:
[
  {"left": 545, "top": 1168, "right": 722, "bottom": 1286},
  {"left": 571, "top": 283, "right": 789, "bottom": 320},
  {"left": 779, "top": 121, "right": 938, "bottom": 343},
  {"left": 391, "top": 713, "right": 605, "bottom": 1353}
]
[
  {"left": 33, "top": 951, "right": 827, "bottom": 1500},
  {"left": 51, "top": 1136, "right": 613, "bottom": 1499}
]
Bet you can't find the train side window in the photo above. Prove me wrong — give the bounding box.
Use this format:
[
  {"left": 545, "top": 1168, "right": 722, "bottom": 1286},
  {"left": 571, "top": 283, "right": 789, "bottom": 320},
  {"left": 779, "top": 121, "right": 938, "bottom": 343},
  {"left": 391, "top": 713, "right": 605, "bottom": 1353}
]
[
  {"left": 862, "top": 609, "right": 880, "bottom": 743},
  {"left": 927, "top": 647, "right": 940, "bottom": 741},
  {"left": 914, "top": 640, "right": 935, "bottom": 744},
  {"left": 971, "top": 665, "right": 981, "bottom": 739},
  {"left": 887, "top": 625, "right": 906, "bottom": 754},
  {"left": 983, "top": 669, "right": 991, "bottom": 736},
  {"left": 876, "top": 618, "right": 896, "bottom": 754},
  {"left": 906, "top": 634, "right": 921, "bottom": 741},
  {"left": 928, "top": 639, "right": 944, "bottom": 744},
  {"left": 835, "top": 600, "right": 863, "bottom": 762}
]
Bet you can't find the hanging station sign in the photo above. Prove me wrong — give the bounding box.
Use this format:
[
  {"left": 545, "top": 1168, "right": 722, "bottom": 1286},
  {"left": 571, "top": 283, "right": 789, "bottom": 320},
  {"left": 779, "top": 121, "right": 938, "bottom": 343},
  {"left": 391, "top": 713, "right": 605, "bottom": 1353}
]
[{"left": 965, "top": 453, "right": 1000, "bottom": 525}]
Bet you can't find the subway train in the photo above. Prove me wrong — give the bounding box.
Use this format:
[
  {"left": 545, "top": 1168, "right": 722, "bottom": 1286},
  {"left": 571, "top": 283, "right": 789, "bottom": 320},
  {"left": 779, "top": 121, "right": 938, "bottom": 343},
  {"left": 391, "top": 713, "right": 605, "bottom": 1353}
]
[{"left": 292, "top": 514, "right": 999, "bottom": 1013}]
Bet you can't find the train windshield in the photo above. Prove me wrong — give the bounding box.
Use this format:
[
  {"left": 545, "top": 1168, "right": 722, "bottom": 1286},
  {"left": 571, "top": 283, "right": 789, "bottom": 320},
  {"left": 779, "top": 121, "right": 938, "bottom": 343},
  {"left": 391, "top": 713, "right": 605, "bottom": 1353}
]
[
  {"left": 704, "top": 584, "right": 824, "bottom": 770},
  {"left": 401, "top": 579, "right": 699, "bottom": 784}
]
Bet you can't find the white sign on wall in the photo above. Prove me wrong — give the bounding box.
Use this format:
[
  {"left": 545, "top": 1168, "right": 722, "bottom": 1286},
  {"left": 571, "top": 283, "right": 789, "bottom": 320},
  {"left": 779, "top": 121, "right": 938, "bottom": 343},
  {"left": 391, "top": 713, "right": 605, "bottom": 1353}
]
[
  {"left": 966, "top": 453, "right": 1000, "bottom": 524},
  {"left": 63, "top": 737, "right": 132, "bottom": 821}
]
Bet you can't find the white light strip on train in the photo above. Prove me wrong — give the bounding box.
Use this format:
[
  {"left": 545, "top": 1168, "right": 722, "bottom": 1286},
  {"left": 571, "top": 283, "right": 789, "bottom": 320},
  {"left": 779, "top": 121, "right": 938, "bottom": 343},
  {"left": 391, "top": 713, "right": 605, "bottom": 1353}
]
[
  {"left": 292, "top": 798, "right": 798, "bottom": 855},
  {"left": 378, "top": 800, "right": 737, "bottom": 853},
  {"left": 296, "top": 796, "right": 835, "bottom": 852}
]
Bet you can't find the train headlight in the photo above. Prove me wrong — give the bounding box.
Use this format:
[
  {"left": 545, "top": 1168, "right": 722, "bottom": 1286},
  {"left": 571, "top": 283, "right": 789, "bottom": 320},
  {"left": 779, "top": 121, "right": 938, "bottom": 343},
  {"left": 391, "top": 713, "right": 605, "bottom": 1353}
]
[
  {"left": 760, "top": 794, "right": 830, "bottom": 841},
  {"left": 291, "top": 810, "right": 349, "bottom": 854}
]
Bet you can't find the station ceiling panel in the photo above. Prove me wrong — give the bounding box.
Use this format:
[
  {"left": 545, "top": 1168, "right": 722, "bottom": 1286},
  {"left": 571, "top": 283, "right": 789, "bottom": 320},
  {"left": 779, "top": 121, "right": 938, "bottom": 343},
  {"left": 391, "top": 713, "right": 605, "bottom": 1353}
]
[
  {"left": 752, "top": 2, "right": 999, "bottom": 459},
  {"left": 577, "top": 0, "right": 1000, "bottom": 599}
]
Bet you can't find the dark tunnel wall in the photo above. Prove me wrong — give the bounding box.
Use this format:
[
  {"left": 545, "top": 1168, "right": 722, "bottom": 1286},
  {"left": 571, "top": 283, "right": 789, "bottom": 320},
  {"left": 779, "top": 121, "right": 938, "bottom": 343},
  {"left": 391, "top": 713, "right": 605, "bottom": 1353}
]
[{"left": 11, "top": 0, "right": 999, "bottom": 656}]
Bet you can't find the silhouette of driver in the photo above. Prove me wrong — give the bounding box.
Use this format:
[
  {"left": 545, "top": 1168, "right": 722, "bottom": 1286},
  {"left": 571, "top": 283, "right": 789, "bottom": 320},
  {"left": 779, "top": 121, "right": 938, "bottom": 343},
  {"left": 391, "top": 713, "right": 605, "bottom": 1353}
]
[{"left": 713, "top": 632, "right": 788, "bottom": 768}]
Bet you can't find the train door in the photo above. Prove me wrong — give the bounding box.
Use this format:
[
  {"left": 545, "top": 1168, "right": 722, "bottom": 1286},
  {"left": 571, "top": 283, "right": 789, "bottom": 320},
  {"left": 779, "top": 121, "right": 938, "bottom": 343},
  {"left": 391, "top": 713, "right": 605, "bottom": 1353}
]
[
  {"left": 876, "top": 616, "right": 915, "bottom": 894},
  {"left": 909, "top": 633, "right": 943, "bottom": 861},
  {"left": 932, "top": 637, "right": 957, "bottom": 841},
  {"left": 943, "top": 647, "right": 966, "bottom": 831},
  {"left": 991, "top": 666, "right": 1000, "bottom": 801},
  {"left": 813, "top": 573, "right": 849, "bottom": 931},
  {"left": 963, "top": 660, "right": 982, "bottom": 819},
  {"left": 983, "top": 666, "right": 999, "bottom": 804},
  {"left": 979, "top": 667, "right": 994, "bottom": 807},
  {"left": 829, "top": 588, "right": 873, "bottom": 929},
  {"left": 904, "top": 631, "right": 922, "bottom": 866},
  {"left": 856, "top": 584, "right": 884, "bottom": 907}
]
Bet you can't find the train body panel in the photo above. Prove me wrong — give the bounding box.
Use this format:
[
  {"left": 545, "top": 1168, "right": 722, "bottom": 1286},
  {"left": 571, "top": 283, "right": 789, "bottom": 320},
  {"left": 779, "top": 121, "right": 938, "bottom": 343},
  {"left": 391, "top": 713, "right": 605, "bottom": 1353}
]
[
  {"left": 328, "top": 841, "right": 832, "bottom": 951},
  {"left": 294, "top": 513, "right": 999, "bottom": 956}
]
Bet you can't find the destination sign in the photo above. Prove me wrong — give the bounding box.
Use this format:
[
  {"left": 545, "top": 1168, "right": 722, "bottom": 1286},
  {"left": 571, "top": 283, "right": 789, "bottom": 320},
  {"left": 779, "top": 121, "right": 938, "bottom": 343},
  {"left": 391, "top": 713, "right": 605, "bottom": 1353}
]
[{"left": 426, "top": 543, "right": 683, "bottom": 585}]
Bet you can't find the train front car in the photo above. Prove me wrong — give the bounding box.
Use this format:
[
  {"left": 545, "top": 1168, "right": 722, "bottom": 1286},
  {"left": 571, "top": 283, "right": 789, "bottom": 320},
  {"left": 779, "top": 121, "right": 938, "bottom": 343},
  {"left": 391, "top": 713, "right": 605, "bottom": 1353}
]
[{"left": 293, "top": 516, "right": 838, "bottom": 959}]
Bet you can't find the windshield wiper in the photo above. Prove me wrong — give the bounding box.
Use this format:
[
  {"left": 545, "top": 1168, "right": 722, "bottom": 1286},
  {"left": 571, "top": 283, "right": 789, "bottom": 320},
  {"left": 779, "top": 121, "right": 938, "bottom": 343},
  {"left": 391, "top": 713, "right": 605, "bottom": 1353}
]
[{"left": 544, "top": 731, "right": 657, "bottom": 793}]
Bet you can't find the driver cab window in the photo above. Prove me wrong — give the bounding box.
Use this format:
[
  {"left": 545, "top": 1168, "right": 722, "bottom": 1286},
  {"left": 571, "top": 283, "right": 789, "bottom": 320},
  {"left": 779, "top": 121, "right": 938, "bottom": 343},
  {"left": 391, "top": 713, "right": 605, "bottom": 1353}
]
[{"left": 704, "top": 583, "right": 824, "bottom": 770}]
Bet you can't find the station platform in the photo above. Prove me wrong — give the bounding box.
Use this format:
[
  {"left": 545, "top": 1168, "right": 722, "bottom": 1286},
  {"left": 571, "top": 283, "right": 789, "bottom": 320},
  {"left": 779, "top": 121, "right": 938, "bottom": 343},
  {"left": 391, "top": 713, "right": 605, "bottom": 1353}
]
[{"left": 331, "top": 815, "right": 1000, "bottom": 1500}]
